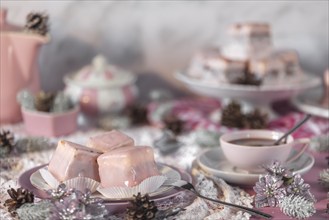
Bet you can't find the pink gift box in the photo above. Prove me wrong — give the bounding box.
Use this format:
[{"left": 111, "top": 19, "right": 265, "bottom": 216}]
[{"left": 22, "top": 106, "right": 79, "bottom": 137}]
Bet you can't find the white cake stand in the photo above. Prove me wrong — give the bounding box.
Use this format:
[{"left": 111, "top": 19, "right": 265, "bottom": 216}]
[{"left": 175, "top": 72, "right": 321, "bottom": 118}]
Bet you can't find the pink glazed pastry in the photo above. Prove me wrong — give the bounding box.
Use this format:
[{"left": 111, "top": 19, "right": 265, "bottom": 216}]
[
  {"left": 97, "top": 146, "right": 160, "bottom": 188},
  {"left": 48, "top": 140, "right": 102, "bottom": 182},
  {"left": 87, "top": 130, "right": 134, "bottom": 152}
]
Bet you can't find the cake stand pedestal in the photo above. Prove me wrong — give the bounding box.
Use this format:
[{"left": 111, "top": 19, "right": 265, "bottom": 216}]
[{"left": 176, "top": 72, "right": 321, "bottom": 119}]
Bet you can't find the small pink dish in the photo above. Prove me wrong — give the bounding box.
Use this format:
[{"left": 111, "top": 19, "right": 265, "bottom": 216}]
[{"left": 21, "top": 106, "right": 79, "bottom": 137}]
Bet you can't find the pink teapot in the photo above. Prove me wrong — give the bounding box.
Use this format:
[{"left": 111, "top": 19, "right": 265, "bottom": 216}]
[{"left": 0, "top": 8, "right": 49, "bottom": 124}]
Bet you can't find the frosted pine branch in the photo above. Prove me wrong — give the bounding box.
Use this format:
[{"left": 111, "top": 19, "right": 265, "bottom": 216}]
[
  {"left": 310, "top": 135, "right": 329, "bottom": 152},
  {"left": 279, "top": 195, "right": 315, "bottom": 219},
  {"left": 319, "top": 169, "right": 329, "bottom": 188},
  {"left": 16, "top": 201, "right": 52, "bottom": 220}
]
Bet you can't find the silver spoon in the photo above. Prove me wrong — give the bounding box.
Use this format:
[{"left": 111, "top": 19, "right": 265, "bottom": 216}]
[
  {"left": 273, "top": 114, "right": 312, "bottom": 145},
  {"left": 165, "top": 180, "right": 272, "bottom": 219}
]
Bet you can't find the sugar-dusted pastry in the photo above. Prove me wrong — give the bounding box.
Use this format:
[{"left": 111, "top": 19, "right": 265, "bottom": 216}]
[
  {"left": 222, "top": 23, "right": 272, "bottom": 60},
  {"left": 87, "top": 130, "right": 134, "bottom": 153},
  {"left": 97, "top": 146, "right": 160, "bottom": 187},
  {"left": 48, "top": 140, "right": 102, "bottom": 182},
  {"left": 187, "top": 48, "right": 245, "bottom": 84},
  {"left": 275, "top": 50, "right": 301, "bottom": 76},
  {"left": 248, "top": 50, "right": 303, "bottom": 85}
]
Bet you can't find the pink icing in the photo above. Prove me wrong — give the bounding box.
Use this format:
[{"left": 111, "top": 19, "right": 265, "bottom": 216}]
[
  {"left": 87, "top": 130, "right": 134, "bottom": 153},
  {"left": 97, "top": 146, "right": 159, "bottom": 188},
  {"left": 48, "top": 140, "right": 102, "bottom": 182}
]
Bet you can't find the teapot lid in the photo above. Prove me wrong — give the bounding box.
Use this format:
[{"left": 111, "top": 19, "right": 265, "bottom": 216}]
[{"left": 65, "top": 55, "right": 136, "bottom": 88}]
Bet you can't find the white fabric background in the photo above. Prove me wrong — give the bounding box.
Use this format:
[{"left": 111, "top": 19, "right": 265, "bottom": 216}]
[{"left": 1, "top": 0, "right": 328, "bottom": 94}]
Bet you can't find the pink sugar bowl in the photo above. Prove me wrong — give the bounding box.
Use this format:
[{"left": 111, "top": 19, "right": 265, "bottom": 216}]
[
  {"left": 21, "top": 106, "right": 79, "bottom": 137},
  {"left": 18, "top": 90, "right": 79, "bottom": 137}
]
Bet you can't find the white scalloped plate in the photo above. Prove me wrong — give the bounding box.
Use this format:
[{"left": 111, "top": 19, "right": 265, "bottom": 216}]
[{"left": 30, "top": 163, "right": 181, "bottom": 201}]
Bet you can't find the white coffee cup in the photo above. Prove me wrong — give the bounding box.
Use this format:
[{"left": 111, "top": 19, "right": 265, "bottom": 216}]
[{"left": 220, "top": 130, "right": 309, "bottom": 170}]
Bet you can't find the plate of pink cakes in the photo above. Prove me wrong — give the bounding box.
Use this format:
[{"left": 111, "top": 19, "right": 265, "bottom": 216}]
[
  {"left": 19, "top": 163, "right": 193, "bottom": 213},
  {"left": 29, "top": 163, "right": 181, "bottom": 201},
  {"left": 22, "top": 130, "right": 188, "bottom": 202}
]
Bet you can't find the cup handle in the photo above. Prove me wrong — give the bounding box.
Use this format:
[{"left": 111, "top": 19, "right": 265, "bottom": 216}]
[{"left": 285, "top": 138, "right": 310, "bottom": 164}]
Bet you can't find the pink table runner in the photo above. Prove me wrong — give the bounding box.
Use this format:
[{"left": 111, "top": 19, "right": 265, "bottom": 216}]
[
  {"left": 1, "top": 97, "right": 328, "bottom": 219},
  {"left": 149, "top": 97, "right": 329, "bottom": 219}
]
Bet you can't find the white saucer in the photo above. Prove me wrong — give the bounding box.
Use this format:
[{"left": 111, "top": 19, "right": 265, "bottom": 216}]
[{"left": 197, "top": 148, "right": 315, "bottom": 185}]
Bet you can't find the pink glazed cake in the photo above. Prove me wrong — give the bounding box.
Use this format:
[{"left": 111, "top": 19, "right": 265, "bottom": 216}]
[
  {"left": 97, "top": 146, "right": 160, "bottom": 188},
  {"left": 87, "top": 130, "right": 134, "bottom": 153},
  {"left": 48, "top": 140, "right": 102, "bottom": 182}
]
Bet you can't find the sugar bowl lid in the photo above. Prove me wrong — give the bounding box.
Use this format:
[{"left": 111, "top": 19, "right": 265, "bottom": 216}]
[{"left": 64, "top": 55, "right": 136, "bottom": 88}]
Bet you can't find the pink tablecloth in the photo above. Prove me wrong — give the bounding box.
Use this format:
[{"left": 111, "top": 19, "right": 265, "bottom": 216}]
[
  {"left": 1, "top": 97, "right": 328, "bottom": 219},
  {"left": 150, "top": 98, "right": 329, "bottom": 219}
]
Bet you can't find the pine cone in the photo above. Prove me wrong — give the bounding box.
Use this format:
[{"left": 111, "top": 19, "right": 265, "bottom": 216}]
[
  {"left": 221, "top": 101, "right": 244, "bottom": 128},
  {"left": 221, "top": 102, "right": 268, "bottom": 129},
  {"left": 4, "top": 188, "right": 34, "bottom": 216},
  {"left": 242, "top": 109, "right": 268, "bottom": 129},
  {"left": 126, "top": 193, "right": 158, "bottom": 220},
  {"left": 34, "top": 91, "right": 55, "bottom": 112},
  {"left": 126, "top": 104, "right": 149, "bottom": 125},
  {"left": 0, "top": 130, "right": 14, "bottom": 157},
  {"left": 25, "top": 12, "right": 49, "bottom": 35},
  {"left": 235, "top": 73, "right": 262, "bottom": 86},
  {"left": 234, "top": 61, "right": 262, "bottom": 86},
  {"left": 163, "top": 114, "right": 184, "bottom": 135}
]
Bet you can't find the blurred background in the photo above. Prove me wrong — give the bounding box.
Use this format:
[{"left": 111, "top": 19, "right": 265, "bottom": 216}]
[{"left": 1, "top": 0, "right": 328, "bottom": 98}]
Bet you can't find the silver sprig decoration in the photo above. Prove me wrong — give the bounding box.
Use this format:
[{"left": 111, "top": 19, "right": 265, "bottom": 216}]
[
  {"left": 279, "top": 194, "right": 316, "bottom": 219},
  {"left": 319, "top": 169, "right": 329, "bottom": 189},
  {"left": 154, "top": 130, "right": 183, "bottom": 155},
  {"left": 17, "top": 90, "right": 73, "bottom": 113},
  {"left": 309, "top": 135, "right": 329, "bottom": 153},
  {"left": 47, "top": 184, "right": 108, "bottom": 220},
  {"left": 309, "top": 135, "right": 329, "bottom": 188},
  {"left": 15, "top": 137, "right": 55, "bottom": 153},
  {"left": 253, "top": 161, "right": 316, "bottom": 218},
  {"left": 16, "top": 200, "right": 52, "bottom": 220},
  {"left": 327, "top": 193, "right": 329, "bottom": 214}
]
